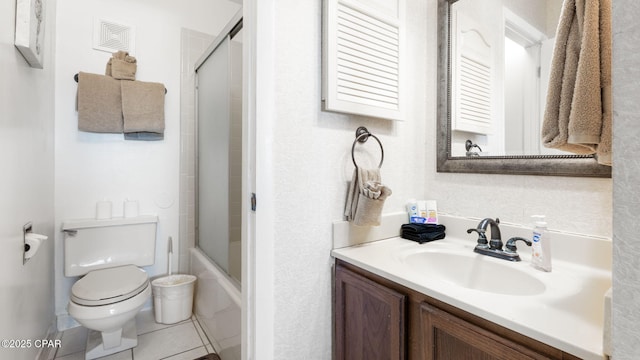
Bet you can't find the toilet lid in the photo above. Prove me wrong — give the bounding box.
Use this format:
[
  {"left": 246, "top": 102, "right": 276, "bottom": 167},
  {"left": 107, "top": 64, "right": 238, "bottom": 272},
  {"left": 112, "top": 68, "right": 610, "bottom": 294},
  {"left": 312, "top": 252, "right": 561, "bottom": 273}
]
[{"left": 71, "top": 265, "right": 149, "bottom": 306}]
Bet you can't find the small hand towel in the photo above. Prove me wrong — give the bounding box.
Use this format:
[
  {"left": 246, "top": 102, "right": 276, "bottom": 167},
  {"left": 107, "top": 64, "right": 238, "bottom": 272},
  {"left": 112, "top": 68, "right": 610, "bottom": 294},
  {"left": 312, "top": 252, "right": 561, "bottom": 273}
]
[
  {"left": 106, "top": 51, "right": 137, "bottom": 80},
  {"left": 344, "top": 167, "right": 380, "bottom": 222},
  {"left": 541, "top": 0, "right": 612, "bottom": 166},
  {"left": 121, "top": 80, "right": 165, "bottom": 140},
  {"left": 401, "top": 223, "right": 446, "bottom": 235},
  {"left": 124, "top": 132, "right": 164, "bottom": 141},
  {"left": 401, "top": 231, "right": 446, "bottom": 244},
  {"left": 401, "top": 224, "right": 446, "bottom": 244},
  {"left": 353, "top": 182, "right": 392, "bottom": 226},
  {"left": 362, "top": 180, "right": 384, "bottom": 199},
  {"left": 76, "top": 72, "right": 123, "bottom": 133},
  {"left": 344, "top": 167, "right": 391, "bottom": 226},
  {"left": 105, "top": 50, "right": 126, "bottom": 76}
]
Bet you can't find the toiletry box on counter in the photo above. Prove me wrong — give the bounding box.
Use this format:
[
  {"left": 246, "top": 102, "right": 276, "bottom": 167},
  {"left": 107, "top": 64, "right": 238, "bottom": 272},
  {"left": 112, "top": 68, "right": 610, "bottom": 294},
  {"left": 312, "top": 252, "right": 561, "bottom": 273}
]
[{"left": 331, "top": 231, "right": 611, "bottom": 360}]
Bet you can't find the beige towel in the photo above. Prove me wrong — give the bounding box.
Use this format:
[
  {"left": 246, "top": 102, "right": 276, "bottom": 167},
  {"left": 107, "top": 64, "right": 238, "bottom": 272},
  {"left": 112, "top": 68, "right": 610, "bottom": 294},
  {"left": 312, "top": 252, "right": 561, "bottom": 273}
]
[
  {"left": 77, "top": 72, "right": 123, "bottom": 133},
  {"left": 354, "top": 181, "right": 392, "bottom": 226},
  {"left": 344, "top": 167, "right": 391, "bottom": 226},
  {"left": 597, "top": 0, "right": 612, "bottom": 165},
  {"left": 541, "top": 0, "right": 612, "bottom": 166},
  {"left": 106, "top": 51, "right": 137, "bottom": 80},
  {"left": 121, "top": 80, "right": 165, "bottom": 139},
  {"left": 345, "top": 168, "right": 379, "bottom": 221},
  {"left": 105, "top": 50, "right": 126, "bottom": 76}
]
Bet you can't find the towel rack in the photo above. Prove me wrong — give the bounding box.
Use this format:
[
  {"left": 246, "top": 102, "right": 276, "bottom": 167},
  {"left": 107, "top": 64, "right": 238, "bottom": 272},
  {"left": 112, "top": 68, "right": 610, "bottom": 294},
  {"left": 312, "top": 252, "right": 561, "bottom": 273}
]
[
  {"left": 74, "top": 73, "right": 167, "bottom": 94},
  {"left": 351, "top": 126, "right": 384, "bottom": 169}
]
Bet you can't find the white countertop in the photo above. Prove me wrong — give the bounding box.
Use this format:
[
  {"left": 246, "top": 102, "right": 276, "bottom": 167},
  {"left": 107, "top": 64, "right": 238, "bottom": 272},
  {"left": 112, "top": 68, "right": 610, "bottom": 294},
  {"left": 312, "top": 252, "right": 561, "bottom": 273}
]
[{"left": 332, "top": 236, "right": 610, "bottom": 360}]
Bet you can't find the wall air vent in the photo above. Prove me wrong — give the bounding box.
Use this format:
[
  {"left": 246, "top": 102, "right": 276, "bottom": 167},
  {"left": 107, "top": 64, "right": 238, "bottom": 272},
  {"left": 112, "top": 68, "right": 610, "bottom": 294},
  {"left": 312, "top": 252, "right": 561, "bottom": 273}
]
[{"left": 93, "top": 19, "right": 135, "bottom": 53}]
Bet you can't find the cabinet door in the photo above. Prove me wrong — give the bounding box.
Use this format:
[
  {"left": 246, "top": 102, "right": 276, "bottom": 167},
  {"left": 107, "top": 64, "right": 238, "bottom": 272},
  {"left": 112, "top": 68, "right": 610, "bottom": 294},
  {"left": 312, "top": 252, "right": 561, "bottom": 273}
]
[
  {"left": 420, "top": 303, "right": 551, "bottom": 360},
  {"left": 335, "top": 264, "right": 406, "bottom": 360}
]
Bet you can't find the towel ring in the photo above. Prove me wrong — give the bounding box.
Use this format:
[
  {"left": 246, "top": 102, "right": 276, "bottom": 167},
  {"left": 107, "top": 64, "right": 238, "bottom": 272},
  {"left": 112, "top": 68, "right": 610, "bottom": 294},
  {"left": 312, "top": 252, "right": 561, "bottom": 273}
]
[{"left": 351, "top": 126, "right": 384, "bottom": 169}]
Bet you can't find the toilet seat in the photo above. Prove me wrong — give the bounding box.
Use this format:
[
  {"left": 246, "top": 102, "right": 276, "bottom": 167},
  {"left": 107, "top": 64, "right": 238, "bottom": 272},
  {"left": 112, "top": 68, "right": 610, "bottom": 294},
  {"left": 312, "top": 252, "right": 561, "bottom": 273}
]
[{"left": 71, "top": 265, "right": 149, "bottom": 306}]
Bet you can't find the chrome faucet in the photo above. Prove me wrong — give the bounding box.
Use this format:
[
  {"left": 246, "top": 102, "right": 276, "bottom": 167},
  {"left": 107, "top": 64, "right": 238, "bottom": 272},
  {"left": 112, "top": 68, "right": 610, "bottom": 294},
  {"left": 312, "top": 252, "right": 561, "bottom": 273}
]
[{"left": 467, "top": 218, "right": 531, "bottom": 262}]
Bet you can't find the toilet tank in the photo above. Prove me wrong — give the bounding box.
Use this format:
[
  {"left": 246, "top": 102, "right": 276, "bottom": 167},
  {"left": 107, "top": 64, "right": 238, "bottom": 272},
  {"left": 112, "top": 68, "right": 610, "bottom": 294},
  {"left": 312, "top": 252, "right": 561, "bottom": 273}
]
[{"left": 62, "top": 215, "right": 158, "bottom": 277}]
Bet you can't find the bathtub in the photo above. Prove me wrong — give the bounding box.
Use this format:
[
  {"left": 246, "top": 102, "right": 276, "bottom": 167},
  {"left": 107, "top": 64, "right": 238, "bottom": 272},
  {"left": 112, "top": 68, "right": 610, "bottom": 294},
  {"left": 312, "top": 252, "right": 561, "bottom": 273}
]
[{"left": 190, "top": 248, "right": 241, "bottom": 360}]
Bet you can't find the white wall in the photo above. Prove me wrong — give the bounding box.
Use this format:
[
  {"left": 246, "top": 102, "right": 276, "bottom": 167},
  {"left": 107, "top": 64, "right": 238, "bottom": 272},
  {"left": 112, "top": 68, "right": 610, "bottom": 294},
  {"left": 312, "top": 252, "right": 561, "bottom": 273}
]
[
  {"left": 612, "top": 0, "right": 640, "bottom": 358},
  {"left": 0, "top": 0, "right": 56, "bottom": 358},
  {"left": 53, "top": 0, "right": 241, "bottom": 329},
  {"left": 263, "top": 0, "right": 429, "bottom": 358}
]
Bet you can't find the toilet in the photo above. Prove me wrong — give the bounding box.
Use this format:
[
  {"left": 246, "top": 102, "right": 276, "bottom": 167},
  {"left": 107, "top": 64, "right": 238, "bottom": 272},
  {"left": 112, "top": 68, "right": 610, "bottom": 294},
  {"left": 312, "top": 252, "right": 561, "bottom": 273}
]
[{"left": 62, "top": 215, "right": 158, "bottom": 360}]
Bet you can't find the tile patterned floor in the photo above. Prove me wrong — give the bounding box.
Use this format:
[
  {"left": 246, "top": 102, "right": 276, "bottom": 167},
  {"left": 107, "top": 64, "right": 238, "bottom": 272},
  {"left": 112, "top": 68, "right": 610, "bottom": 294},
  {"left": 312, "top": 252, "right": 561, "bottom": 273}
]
[{"left": 53, "top": 310, "right": 216, "bottom": 360}]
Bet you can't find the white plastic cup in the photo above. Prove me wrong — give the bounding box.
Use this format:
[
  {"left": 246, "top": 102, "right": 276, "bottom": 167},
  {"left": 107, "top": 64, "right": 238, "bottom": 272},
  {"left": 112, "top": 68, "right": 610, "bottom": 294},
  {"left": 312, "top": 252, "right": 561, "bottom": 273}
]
[
  {"left": 96, "top": 201, "right": 112, "bottom": 220},
  {"left": 124, "top": 200, "right": 139, "bottom": 218}
]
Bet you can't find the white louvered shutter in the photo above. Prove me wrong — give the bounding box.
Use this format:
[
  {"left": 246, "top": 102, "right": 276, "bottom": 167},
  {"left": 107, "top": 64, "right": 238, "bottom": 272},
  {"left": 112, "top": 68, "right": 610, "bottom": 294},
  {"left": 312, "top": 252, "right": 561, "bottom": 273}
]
[
  {"left": 451, "top": 11, "right": 494, "bottom": 134},
  {"left": 323, "top": 0, "right": 404, "bottom": 121}
]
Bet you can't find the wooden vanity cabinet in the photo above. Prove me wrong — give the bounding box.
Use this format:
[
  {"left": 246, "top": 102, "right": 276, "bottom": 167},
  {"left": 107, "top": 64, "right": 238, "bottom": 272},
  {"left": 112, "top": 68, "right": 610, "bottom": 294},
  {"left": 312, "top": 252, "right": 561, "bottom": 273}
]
[
  {"left": 334, "top": 260, "right": 407, "bottom": 360},
  {"left": 334, "top": 259, "right": 582, "bottom": 360},
  {"left": 421, "top": 303, "right": 555, "bottom": 360}
]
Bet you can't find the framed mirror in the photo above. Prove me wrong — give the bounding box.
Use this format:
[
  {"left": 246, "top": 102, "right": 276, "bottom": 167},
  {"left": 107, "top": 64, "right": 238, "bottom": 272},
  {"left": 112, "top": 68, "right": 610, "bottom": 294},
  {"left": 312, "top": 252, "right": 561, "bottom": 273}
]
[{"left": 436, "top": 0, "right": 611, "bottom": 177}]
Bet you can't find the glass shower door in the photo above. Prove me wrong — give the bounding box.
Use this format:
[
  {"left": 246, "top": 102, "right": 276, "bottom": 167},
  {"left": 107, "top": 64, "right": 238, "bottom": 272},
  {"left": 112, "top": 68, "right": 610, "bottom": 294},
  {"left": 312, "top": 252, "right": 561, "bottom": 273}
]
[{"left": 196, "top": 36, "right": 232, "bottom": 275}]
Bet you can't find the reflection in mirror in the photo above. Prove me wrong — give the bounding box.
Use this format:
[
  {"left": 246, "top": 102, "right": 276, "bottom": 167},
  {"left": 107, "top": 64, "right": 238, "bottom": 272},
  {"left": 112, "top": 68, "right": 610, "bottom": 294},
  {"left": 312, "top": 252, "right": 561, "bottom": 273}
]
[
  {"left": 436, "top": 0, "right": 611, "bottom": 177},
  {"left": 450, "top": 0, "right": 566, "bottom": 157}
]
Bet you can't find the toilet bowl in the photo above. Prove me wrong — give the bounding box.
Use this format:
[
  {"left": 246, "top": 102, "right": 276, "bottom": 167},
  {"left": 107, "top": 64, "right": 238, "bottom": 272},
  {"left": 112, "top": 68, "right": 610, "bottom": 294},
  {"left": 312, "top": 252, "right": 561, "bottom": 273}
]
[
  {"left": 62, "top": 216, "right": 158, "bottom": 360},
  {"left": 67, "top": 265, "right": 151, "bottom": 359}
]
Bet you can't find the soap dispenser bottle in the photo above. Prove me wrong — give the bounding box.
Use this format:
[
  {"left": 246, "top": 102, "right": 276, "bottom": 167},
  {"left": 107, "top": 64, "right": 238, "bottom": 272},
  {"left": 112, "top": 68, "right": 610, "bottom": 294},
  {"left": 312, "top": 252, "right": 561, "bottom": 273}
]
[{"left": 531, "top": 215, "right": 552, "bottom": 272}]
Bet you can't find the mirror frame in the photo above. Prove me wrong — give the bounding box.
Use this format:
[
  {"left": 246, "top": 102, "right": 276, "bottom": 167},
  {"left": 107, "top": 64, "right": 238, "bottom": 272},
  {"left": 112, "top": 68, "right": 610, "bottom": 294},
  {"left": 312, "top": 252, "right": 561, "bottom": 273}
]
[{"left": 436, "top": 0, "right": 612, "bottom": 177}]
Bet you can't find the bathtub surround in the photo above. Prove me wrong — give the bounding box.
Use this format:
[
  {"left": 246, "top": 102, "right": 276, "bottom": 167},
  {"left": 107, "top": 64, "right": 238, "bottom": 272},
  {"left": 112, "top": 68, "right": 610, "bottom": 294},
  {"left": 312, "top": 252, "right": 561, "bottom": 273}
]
[
  {"left": 0, "top": 0, "right": 56, "bottom": 359},
  {"left": 191, "top": 248, "right": 241, "bottom": 359}
]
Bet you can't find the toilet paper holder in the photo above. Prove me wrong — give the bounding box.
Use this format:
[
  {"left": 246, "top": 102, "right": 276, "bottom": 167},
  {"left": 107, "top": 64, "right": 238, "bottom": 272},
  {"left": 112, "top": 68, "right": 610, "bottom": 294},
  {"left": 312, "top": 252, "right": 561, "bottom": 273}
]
[{"left": 23, "top": 222, "right": 48, "bottom": 265}]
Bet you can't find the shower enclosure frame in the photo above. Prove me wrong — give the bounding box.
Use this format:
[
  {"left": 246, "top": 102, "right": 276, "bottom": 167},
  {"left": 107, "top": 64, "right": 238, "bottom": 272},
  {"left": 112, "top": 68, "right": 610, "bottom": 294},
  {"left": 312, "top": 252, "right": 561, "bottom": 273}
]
[
  {"left": 194, "top": 13, "right": 244, "bottom": 285},
  {"left": 188, "top": 10, "right": 244, "bottom": 359}
]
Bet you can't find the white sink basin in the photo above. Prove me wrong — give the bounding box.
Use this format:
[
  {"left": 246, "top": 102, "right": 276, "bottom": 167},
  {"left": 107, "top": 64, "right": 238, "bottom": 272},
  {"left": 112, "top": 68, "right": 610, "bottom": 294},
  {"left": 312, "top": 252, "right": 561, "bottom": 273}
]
[{"left": 402, "top": 250, "right": 546, "bottom": 296}]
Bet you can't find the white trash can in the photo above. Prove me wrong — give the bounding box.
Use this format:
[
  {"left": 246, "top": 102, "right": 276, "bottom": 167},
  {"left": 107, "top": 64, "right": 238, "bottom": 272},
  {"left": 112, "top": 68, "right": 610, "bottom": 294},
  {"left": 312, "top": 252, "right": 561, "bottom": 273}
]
[{"left": 151, "top": 274, "right": 197, "bottom": 324}]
